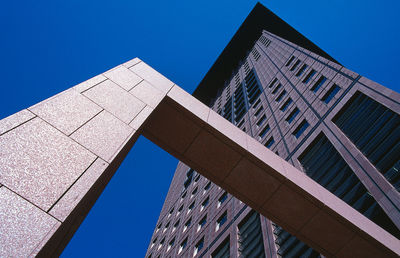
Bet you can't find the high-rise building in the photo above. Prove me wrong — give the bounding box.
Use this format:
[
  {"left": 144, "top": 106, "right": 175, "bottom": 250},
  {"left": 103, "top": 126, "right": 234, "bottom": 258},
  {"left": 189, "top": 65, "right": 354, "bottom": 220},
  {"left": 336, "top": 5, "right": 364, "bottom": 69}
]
[{"left": 145, "top": 3, "right": 400, "bottom": 258}]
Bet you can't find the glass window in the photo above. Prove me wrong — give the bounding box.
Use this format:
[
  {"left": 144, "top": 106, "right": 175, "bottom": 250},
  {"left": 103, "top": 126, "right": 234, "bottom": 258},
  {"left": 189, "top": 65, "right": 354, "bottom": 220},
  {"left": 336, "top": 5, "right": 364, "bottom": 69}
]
[
  {"left": 293, "top": 120, "right": 309, "bottom": 138},
  {"left": 194, "top": 237, "right": 204, "bottom": 256},
  {"left": 302, "top": 69, "right": 316, "bottom": 83},
  {"left": 280, "top": 98, "right": 292, "bottom": 111},
  {"left": 310, "top": 76, "right": 326, "bottom": 93},
  {"left": 216, "top": 211, "right": 228, "bottom": 231},
  {"left": 321, "top": 84, "right": 340, "bottom": 104},
  {"left": 286, "top": 107, "right": 299, "bottom": 124}
]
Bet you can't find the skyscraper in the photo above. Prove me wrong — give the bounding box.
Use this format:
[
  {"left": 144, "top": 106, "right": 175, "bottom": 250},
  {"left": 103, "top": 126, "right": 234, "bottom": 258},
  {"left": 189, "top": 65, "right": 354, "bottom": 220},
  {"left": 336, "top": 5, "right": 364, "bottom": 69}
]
[{"left": 145, "top": 3, "right": 400, "bottom": 257}]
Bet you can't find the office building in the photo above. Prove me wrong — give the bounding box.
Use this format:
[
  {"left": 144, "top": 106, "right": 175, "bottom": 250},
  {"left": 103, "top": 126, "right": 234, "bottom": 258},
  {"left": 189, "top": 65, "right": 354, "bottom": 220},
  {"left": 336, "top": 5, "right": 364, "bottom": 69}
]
[{"left": 146, "top": 3, "right": 400, "bottom": 257}]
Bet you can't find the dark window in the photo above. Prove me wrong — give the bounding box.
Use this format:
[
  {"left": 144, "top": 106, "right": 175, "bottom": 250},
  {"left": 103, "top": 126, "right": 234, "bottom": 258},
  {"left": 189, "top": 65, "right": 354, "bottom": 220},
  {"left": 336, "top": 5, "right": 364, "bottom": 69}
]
[
  {"left": 179, "top": 238, "right": 188, "bottom": 254},
  {"left": 256, "top": 114, "right": 266, "bottom": 127},
  {"left": 303, "top": 69, "right": 316, "bottom": 83},
  {"left": 194, "top": 237, "right": 204, "bottom": 255},
  {"left": 293, "top": 120, "right": 309, "bottom": 138},
  {"left": 254, "top": 106, "right": 263, "bottom": 117},
  {"left": 238, "top": 210, "right": 265, "bottom": 258},
  {"left": 218, "top": 192, "right": 228, "bottom": 205},
  {"left": 286, "top": 107, "right": 299, "bottom": 123},
  {"left": 201, "top": 197, "right": 209, "bottom": 209},
  {"left": 259, "top": 124, "right": 270, "bottom": 138},
  {"left": 290, "top": 60, "right": 301, "bottom": 71},
  {"left": 280, "top": 98, "right": 292, "bottom": 111},
  {"left": 299, "top": 133, "right": 400, "bottom": 239},
  {"left": 265, "top": 137, "right": 275, "bottom": 148},
  {"left": 285, "top": 56, "right": 295, "bottom": 67},
  {"left": 268, "top": 78, "right": 278, "bottom": 88},
  {"left": 272, "top": 83, "right": 282, "bottom": 94},
  {"left": 296, "top": 64, "right": 308, "bottom": 77},
  {"left": 310, "top": 76, "right": 326, "bottom": 93},
  {"left": 199, "top": 215, "right": 207, "bottom": 229},
  {"left": 321, "top": 84, "right": 340, "bottom": 104},
  {"left": 275, "top": 90, "right": 286, "bottom": 102},
  {"left": 333, "top": 92, "right": 400, "bottom": 193},
  {"left": 216, "top": 211, "right": 227, "bottom": 230},
  {"left": 204, "top": 182, "right": 211, "bottom": 191},
  {"left": 212, "top": 237, "right": 230, "bottom": 258}
]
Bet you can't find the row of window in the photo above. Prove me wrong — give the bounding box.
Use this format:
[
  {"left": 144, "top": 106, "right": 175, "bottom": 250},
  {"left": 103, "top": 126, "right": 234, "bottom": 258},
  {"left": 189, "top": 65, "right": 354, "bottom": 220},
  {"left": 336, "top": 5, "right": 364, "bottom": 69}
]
[{"left": 286, "top": 55, "right": 341, "bottom": 105}]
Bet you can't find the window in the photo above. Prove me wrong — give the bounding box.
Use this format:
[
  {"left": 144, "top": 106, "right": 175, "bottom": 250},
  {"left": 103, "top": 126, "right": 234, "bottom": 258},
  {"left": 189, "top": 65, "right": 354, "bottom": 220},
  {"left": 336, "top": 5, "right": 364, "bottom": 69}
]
[
  {"left": 179, "top": 238, "right": 188, "bottom": 254},
  {"left": 188, "top": 201, "right": 195, "bottom": 214},
  {"left": 286, "top": 107, "right": 299, "bottom": 124},
  {"left": 183, "top": 218, "right": 192, "bottom": 232},
  {"left": 151, "top": 237, "right": 157, "bottom": 248},
  {"left": 256, "top": 114, "right": 266, "bottom": 127},
  {"left": 211, "top": 237, "right": 230, "bottom": 258},
  {"left": 254, "top": 106, "right": 263, "bottom": 117},
  {"left": 265, "top": 137, "right": 275, "bottom": 148},
  {"left": 238, "top": 210, "right": 265, "bottom": 257},
  {"left": 201, "top": 197, "right": 209, "bottom": 211},
  {"left": 268, "top": 78, "right": 278, "bottom": 88},
  {"left": 194, "top": 174, "right": 200, "bottom": 183},
  {"left": 252, "top": 98, "right": 261, "bottom": 109},
  {"left": 203, "top": 182, "right": 211, "bottom": 194},
  {"left": 163, "top": 221, "right": 169, "bottom": 233},
  {"left": 280, "top": 98, "right": 292, "bottom": 111},
  {"left": 272, "top": 83, "right": 281, "bottom": 94},
  {"left": 191, "top": 187, "right": 198, "bottom": 198},
  {"left": 173, "top": 220, "right": 180, "bottom": 232},
  {"left": 181, "top": 191, "right": 187, "bottom": 202},
  {"left": 158, "top": 237, "right": 165, "bottom": 250},
  {"left": 275, "top": 90, "right": 286, "bottom": 102},
  {"left": 156, "top": 223, "right": 162, "bottom": 233},
  {"left": 258, "top": 124, "right": 270, "bottom": 139},
  {"left": 285, "top": 56, "right": 295, "bottom": 67},
  {"left": 321, "top": 84, "right": 340, "bottom": 104},
  {"left": 295, "top": 64, "right": 308, "bottom": 77},
  {"left": 216, "top": 211, "right": 228, "bottom": 231},
  {"left": 167, "top": 238, "right": 175, "bottom": 252},
  {"left": 168, "top": 207, "right": 174, "bottom": 218},
  {"left": 198, "top": 215, "right": 207, "bottom": 232},
  {"left": 194, "top": 237, "right": 205, "bottom": 256},
  {"left": 293, "top": 120, "right": 309, "bottom": 138},
  {"left": 310, "top": 76, "right": 326, "bottom": 93},
  {"left": 302, "top": 69, "right": 316, "bottom": 83},
  {"left": 290, "top": 60, "right": 301, "bottom": 71},
  {"left": 218, "top": 192, "right": 228, "bottom": 208},
  {"left": 177, "top": 205, "right": 183, "bottom": 216}
]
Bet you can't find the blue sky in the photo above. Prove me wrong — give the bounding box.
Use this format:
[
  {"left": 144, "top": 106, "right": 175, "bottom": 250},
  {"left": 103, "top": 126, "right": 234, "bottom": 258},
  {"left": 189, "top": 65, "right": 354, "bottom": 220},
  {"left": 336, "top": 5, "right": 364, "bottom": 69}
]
[{"left": 1, "top": 0, "right": 399, "bottom": 257}]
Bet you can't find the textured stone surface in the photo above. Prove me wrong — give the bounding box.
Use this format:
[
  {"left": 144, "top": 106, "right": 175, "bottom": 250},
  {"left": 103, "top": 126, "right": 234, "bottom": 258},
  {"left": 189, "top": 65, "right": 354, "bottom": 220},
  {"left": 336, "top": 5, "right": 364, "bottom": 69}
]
[
  {"left": 130, "top": 80, "right": 165, "bottom": 108},
  {"left": 104, "top": 66, "right": 143, "bottom": 91},
  {"left": 71, "top": 111, "right": 134, "bottom": 162},
  {"left": 50, "top": 158, "right": 108, "bottom": 221},
  {"left": 0, "top": 109, "right": 35, "bottom": 135},
  {"left": 129, "top": 62, "right": 174, "bottom": 93},
  {"left": 83, "top": 79, "right": 146, "bottom": 124},
  {"left": 0, "top": 118, "right": 96, "bottom": 210},
  {"left": 74, "top": 74, "right": 107, "bottom": 93},
  {"left": 0, "top": 187, "right": 60, "bottom": 257},
  {"left": 129, "top": 105, "right": 154, "bottom": 130},
  {"left": 29, "top": 89, "right": 102, "bottom": 135},
  {"left": 123, "top": 57, "right": 141, "bottom": 68}
]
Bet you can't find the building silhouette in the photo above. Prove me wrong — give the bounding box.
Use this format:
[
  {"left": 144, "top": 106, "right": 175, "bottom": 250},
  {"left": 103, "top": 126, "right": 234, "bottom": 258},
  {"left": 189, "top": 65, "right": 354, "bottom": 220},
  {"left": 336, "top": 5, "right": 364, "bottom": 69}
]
[{"left": 146, "top": 3, "right": 400, "bottom": 257}]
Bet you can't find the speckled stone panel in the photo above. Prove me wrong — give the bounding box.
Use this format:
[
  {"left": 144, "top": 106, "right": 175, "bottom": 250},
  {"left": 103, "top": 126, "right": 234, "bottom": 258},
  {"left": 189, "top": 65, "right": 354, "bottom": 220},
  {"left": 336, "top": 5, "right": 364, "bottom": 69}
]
[
  {"left": 29, "top": 89, "right": 102, "bottom": 135},
  {"left": 129, "top": 62, "right": 174, "bottom": 93},
  {"left": 0, "top": 109, "right": 35, "bottom": 135},
  {"left": 0, "top": 117, "right": 96, "bottom": 210},
  {"left": 73, "top": 74, "right": 107, "bottom": 93},
  {"left": 129, "top": 80, "right": 165, "bottom": 108},
  {"left": 0, "top": 187, "right": 60, "bottom": 257},
  {"left": 71, "top": 111, "right": 135, "bottom": 162},
  {"left": 49, "top": 158, "right": 108, "bottom": 221},
  {"left": 83, "top": 79, "right": 146, "bottom": 124},
  {"left": 104, "top": 66, "right": 143, "bottom": 91}
]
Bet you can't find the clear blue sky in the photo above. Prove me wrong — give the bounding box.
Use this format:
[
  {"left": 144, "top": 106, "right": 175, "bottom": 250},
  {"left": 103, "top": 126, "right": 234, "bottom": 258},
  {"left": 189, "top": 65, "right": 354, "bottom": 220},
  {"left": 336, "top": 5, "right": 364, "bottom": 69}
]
[{"left": 1, "top": 0, "right": 399, "bottom": 257}]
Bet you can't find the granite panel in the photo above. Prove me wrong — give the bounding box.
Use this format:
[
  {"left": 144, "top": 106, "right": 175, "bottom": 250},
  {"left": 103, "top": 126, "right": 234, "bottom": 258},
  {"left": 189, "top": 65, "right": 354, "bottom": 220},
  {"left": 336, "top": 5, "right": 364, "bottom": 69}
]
[
  {"left": 0, "top": 109, "right": 35, "bottom": 135},
  {"left": 0, "top": 187, "right": 60, "bottom": 257},
  {"left": 0, "top": 118, "right": 96, "bottom": 210},
  {"left": 71, "top": 111, "right": 134, "bottom": 162},
  {"left": 104, "top": 66, "right": 143, "bottom": 91},
  {"left": 129, "top": 62, "right": 174, "bottom": 93},
  {"left": 49, "top": 158, "right": 108, "bottom": 221},
  {"left": 29, "top": 89, "right": 102, "bottom": 135},
  {"left": 130, "top": 80, "right": 165, "bottom": 108},
  {"left": 129, "top": 105, "right": 154, "bottom": 130},
  {"left": 73, "top": 74, "right": 107, "bottom": 93},
  {"left": 123, "top": 57, "right": 141, "bottom": 68},
  {"left": 83, "top": 79, "right": 145, "bottom": 124}
]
